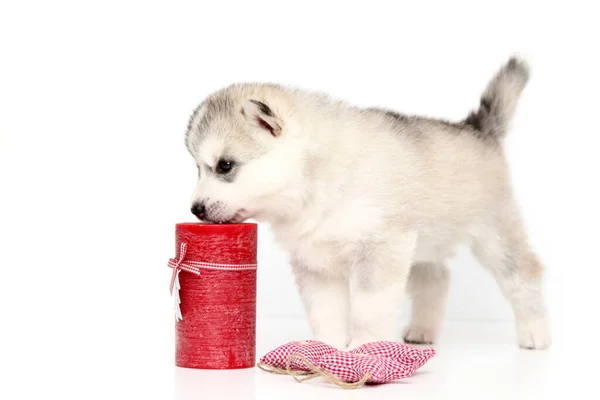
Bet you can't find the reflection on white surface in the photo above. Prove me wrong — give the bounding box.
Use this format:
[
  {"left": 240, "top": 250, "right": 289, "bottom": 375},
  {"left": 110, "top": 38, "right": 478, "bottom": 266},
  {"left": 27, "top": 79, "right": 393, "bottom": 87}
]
[
  {"left": 175, "top": 366, "right": 256, "bottom": 400},
  {"left": 167, "top": 318, "right": 579, "bottom": 400}
]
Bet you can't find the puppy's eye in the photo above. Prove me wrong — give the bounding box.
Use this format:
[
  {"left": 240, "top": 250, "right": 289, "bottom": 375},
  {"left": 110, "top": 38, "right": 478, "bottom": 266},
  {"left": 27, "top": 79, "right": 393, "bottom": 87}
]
[{"left": 216, "top": 159, "right": 234, "bottom": 174}]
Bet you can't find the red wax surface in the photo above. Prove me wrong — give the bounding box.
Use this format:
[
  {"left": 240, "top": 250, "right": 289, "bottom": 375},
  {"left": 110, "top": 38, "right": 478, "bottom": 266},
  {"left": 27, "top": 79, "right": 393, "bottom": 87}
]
[{"left": 174, "top": 223, "right": 257, "bottom": 369}]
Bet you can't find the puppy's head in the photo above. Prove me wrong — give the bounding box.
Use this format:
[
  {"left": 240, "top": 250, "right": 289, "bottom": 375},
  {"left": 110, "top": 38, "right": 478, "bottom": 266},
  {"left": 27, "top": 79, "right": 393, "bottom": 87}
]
[{"left": 185, "top": 85, "right": 305, "bottom": 223}]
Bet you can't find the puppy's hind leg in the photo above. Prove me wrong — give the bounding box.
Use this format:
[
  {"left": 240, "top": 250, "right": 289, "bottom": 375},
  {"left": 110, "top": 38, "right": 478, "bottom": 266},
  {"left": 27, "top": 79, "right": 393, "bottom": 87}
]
[
  {"left": 471, "top": 214, "right": 551, "bottom": 350},
  {"left": 403, "top": 262, "right": 450, "bottom": 344}
]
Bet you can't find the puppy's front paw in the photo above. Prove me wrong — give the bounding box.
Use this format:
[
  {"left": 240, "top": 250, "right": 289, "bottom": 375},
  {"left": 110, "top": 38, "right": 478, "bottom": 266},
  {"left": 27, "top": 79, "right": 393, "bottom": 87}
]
[
  {"left": 402, "top": 325, "right": 438, "bottom": 345},
  {"left": 517, "top": 319, "right": 551, "bottom": 350}
]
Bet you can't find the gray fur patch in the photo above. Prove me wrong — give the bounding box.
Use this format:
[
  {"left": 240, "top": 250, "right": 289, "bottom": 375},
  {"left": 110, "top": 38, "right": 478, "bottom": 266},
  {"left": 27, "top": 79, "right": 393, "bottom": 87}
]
[
  {"left": 185, "top": 94, "right": 236, "bottom": 153},
  {"left": 250, "top": 99, "right": 275, "bottom": 117},
  {"left": 368, "top": 107, "right": 478, "bottom": 141},
  {"left": 218, "top": 166, "right": 239, "bottom": 183}
]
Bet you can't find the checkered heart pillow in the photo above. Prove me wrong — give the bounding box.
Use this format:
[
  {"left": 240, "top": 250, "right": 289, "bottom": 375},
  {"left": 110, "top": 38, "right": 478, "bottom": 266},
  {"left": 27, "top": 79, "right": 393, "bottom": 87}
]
[
  {"left": 258, "top": 340, "right": 436, "bottom": 388},
  {"left": 258, "top": 340, "right": 337, "bottom": 371},
  {"left": 349, "top": 341, "right": 436, "bottom": 369}
]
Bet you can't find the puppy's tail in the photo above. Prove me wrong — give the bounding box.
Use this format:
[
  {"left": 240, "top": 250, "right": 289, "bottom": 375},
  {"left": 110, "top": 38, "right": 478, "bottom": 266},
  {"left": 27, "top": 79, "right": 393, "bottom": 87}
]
[{"left": 464, "top": 57, "right": 530, "bottom": 140}]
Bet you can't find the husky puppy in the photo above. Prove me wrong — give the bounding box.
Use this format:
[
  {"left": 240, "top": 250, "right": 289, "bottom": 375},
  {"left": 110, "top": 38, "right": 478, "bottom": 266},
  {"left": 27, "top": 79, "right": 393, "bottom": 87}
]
[{"left": 184, "top": 57, "right": 550, "bottom": 350}]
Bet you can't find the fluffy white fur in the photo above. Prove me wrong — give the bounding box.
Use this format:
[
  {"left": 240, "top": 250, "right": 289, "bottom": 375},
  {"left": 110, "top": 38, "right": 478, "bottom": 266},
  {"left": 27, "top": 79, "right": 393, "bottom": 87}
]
[{"left": 184, "top": 57, "right": 550, "bottom": 350}]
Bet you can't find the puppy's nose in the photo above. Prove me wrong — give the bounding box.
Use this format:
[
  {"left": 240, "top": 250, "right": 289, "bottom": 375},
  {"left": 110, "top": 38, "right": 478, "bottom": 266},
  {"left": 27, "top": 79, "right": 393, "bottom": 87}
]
[{"left": 190, "top": 203, "right": 206, "bottom": 220}]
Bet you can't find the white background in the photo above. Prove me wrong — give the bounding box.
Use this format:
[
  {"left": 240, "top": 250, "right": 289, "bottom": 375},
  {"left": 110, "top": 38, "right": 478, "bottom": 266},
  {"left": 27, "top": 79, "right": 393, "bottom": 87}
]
[{"left": 1, "top": 1, "right": 599, "bottom": 399}]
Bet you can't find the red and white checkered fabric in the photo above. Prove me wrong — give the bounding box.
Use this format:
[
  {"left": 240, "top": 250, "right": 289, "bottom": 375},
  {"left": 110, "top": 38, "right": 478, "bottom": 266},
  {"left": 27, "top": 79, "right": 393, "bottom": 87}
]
[
  {"left": 259, "top": 340, "right": 436, "bottom": 385},
  {"left": 316, "top": 351, "right": 418, "bottom": 383},
  {"left": 349, "top": 341, "right": 436, "bottom": 369},
  {"left": 259, "top": 340, "right": 337, "bottom": 371}
]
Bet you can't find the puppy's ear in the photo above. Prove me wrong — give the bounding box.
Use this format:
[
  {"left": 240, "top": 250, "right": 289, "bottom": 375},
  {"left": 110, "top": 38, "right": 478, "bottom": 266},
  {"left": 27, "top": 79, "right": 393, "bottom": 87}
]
[{"left": 241, "top": 99, "right": 283, "bottom": 137}]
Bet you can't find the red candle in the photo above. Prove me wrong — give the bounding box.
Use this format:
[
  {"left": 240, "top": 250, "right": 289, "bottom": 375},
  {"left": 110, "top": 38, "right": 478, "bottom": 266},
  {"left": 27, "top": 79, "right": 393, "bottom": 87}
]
[{"left": 169, "top": 223, "right": 258, "bottom": 369}]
